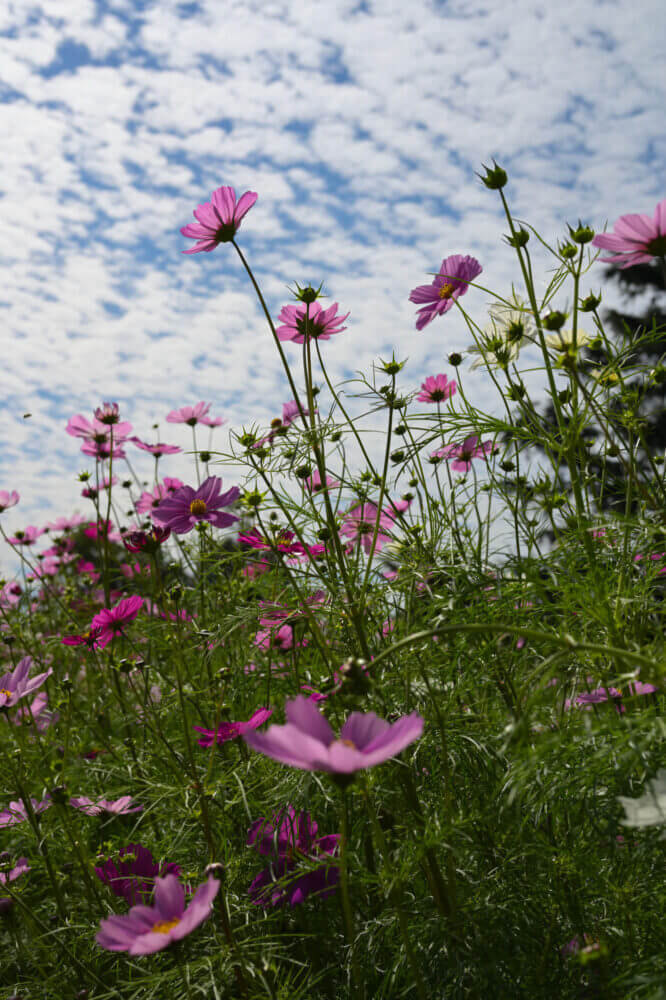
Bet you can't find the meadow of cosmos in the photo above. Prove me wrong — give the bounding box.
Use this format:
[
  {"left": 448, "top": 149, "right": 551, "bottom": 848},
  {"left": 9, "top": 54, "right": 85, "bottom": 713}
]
[{"left": 1, "top": 168, "right": 665, "bottom": 999}]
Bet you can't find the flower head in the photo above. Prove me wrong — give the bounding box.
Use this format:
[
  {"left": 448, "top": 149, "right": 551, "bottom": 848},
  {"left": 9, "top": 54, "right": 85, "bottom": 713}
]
[
  {"left": 0, "top": 796, "right": 51, "bottom": 828},
  {"left": 339, "top": 503, "right": 395, "bottom": 554},
  {"left": 433, "top": 435, "right": 494, "bottom": 473},
  {"left": 6, "top": 525, "right": 45, "bottom": 547},
  {"left": 417, "top": 374, "right": 457, "bottom": 404},
  {"left": 152, "top": 477, "right": 239, "bottom": 535},
  {"left": 592, "top": 198, "right": 666, "bottom": 268},
  {"left": 0, "top": 856, "right": 30, "bottom": 889},
  {"left": 244, "top": 695, "right": 423, "bottom": 774},
  {"left": 135, "top": 479, "right": 184, "bottom": 514},
  {"left": 166, "top": 402, "right": 225, "bottom": 427},
  {"left": 129, "top": 438, "right": 182, "bottom": 456},
  {"left": 409, "top": 255, "right": 482, "bottom": 331},
  {"left": 180, "top": 186, "right": 258, "bottom": 253},
  {"left": 95, "top": 844, "right": 181, "bottom": 905},
  {"left": 193, "top": 707, "right": 272, "bottom": 748},
  {"left": 276, "top": 301, "right": 349, "bottom": 344},
  {"left": 70, "top": 795, "right": 143, "bottom": 817},
  {"left": 0, "top": 656, "right": 52, "bottom": 709},
  {"left": 96, "top": 873, "right": 220, "bottom": 955},
  {"left": 247, "top": 805, "right": 339, "bottom": 908},
  {"left": 89, "top": 595, "right": 144, "bottom": 648},
  {"left": 0, "top": 491, "right": 19, "bottom": 513}
]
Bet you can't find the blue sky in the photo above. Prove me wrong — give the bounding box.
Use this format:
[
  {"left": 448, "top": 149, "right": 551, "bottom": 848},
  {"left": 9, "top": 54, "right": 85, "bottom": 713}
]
[{"left": 0, "top": 0, "right": 665, "bottom": 554}]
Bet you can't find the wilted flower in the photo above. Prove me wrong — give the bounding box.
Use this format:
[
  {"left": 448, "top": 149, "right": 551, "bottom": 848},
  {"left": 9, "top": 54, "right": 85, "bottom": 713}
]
[
  {"left": 244, "top": 695, "right": 424, "bottom": 774},
  {"left": 592, "top": 198, "right": 666, "bottom": 268},
  {"left": 409, "top": 255, "right": 482, "bottom": 330},
  {"left": 247, "top": 805, "right": 339, "bottom": 907},
  {"left": 152, "top": 477, "right": 239, "bottom": 535},
  {"left": 180, "top": 185, "right": 258, "bottom": 253},
  {"left": 96, "top": 874, "right": 220, "bottom": 954}
]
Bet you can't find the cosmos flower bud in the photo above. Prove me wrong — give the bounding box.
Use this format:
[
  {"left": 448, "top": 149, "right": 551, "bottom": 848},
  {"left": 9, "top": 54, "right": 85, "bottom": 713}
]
[
  {"left": 542, "top": 311, "right": 567, "bottom": 331},
  {"left": 505, "top": 227, "right": 529, "bottom": 248},
  {"left": 568, "top": 221, "right": 595, "bottom": 244},
  {"left": 580, "top": 293, "right": 602, "bottom": 312},
  {"left": 477, "top": 160, "right": 508, "bottom": 189}
]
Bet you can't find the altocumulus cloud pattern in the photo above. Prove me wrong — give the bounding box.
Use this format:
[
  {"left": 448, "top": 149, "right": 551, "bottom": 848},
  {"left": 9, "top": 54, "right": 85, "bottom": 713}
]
[{"left": 0, "top": 0, "right": 664, "bottom": 538}]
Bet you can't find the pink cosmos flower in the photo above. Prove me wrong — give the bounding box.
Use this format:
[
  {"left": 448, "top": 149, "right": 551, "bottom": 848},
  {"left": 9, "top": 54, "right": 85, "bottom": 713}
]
[
  {"left": 0, "top": 491, "right": 19, "bottom": 513},
  {"left": 180, "top": 185, "right": 258, "bottom": 253},
  {"left": 303, "top": 470, "right": 340, "bottom": 493},
  {"left": 86, "top": 595, "right": 144, "bottom": 649},
  {"left": 0, "top": 796, "right": 51, "bottom": 828},
  {"left": 417, "top": 374, "right": 457, "bottom": 404},
  {"left": 339, "top": 503, "right": 395, "bottom": 554},
  {"left": 592, "top": 198, "right": 666, "bottom": 268},
  {"left": 66, "top": 414, "right": 133, "bottom": 442},
  {"left": 96, "top": 873, "right": 220, "bottom": 955},
  {"left": 258, "top": 591, "right": 328, "bottom": 628},
  {"left": 0, "top": 856, "right": 30, "bottom": 890},
  {"left": 81, "top": 438, "right": 127, "bottom": 460},
  {"left": 433, "top": 435, "right": 494, "bottom": 473},
  {"left": 46, "top": 514, "right": 86, "bottom": 532},
  {"left": 129, "top": 438, "right": 182, "bottom": 456},
  {"left": 6, "top": 525, "right": 45, "bottom": 546},
  {"left": 244, "top": 695, "right": 424, "bottom": 774},
  {"left": 95, "top": 844, "right": 181, "bottom": 906},
  {"left": 0, "top": 582, "right": 22, "bottom": 608},
  {"left": 255, "top": 399, "right": 310, "bottom": 447},
  {"left": 123, "top": 526, "right": 171, "bottom": 553},
  {"left": 253, "top": 625, "right": 300, "bottom": 651},
  {"left": 12, "top": 691, "right": 58, "bottom": 732},
  {"left": 166, "top": 401, "right": 225, "bottom": 427},
  {"left": 152, "top": 477, "right": 239, "bottom": 534},
  {"left": 81, "top": 476, "right": 117, "bottom": 499},
  {"left": 239, "top": 527, "right": 305, "bottom": 556},
  {"left": 409, "top": 254, "right": 482, "bottom": 330},
  {"left": 83, "top": 519, "right": 122, "bottom": 543},
  {"left": 94, "top": 402, "right": 123, "bottom": 425},
  {"left": 276, "top": 301, "right": 350, "bottom": 344},
  {"left": 193, "top": 707, "right": 273, "bottom": 748},
  {"left": 0, "top": 656, "right": 52, "bottom": 709},
  {"left": 135, "top": 479, "right": 184, "bottom": 515},
  {"left": 70, "top": 795, "right": 143, "bottom": 817},
  {"left": 247, "top": 805, "right": 339, "bottom": 908}
]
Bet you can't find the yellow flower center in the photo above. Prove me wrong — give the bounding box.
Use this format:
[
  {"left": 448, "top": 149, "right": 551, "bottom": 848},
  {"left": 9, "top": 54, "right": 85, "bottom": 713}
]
[
  {"left": 334, "top": 738, "right": 357, "bottom": 750},
  {"left": 189, "top": 499, "right": 207, "bottom": 516},
  {"left": 152, "top": 917, "right": 180, "bottom": 934},
  {"left": 438, "top": 282, "right": 454, "bottom": 299},
  {"left": 0, "top": 688, "right": 12, "bottom": 699}
]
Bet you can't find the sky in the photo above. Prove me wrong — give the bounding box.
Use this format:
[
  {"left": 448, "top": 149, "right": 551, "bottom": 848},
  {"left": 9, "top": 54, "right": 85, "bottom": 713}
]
[{"left": 1, "top": 0, "right": 665, "bottom": 562}]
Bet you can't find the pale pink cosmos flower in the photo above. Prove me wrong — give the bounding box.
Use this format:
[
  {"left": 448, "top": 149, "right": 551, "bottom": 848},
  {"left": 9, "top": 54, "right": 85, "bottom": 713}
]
[
  {"left": 66, "top": 414, "right": 133, "bottom": 442},
  {"left": 166, "top": 402, "right": 225, "bottom": 427},
  {"left": 592, "top": 198, "right": 666, "bottom": 268},
  {"left": 0, "top": 491, "right": 19, "bottom": 513},
  {"left": 244, "top": 695, "right": 424, "bottom": 775},
  {"left": 0, "top": 796, "right": 51, "bottom": 827},
  {"left": 303, "top": 470, "right": 340, "bottom": 493},
  {"left": 409, "top": 255, "right": 482, "bottom": 331},
  {"left": 180, "top": 185, "right": 257, "bottom": 253},
  {"left": 0, "top": 856, "right": 30, "bottom": 888},
  {"left": 417, "top": 374, "right": 457, "bottom": 404},
  {"left": 433, "top": 435, "right": 494, "bottom": 473},
  {"left": 135, "top": 478, "right": 184, "bottom": 515},
  {"left": 6, "top": 525, "right": 45, "bottom": 546},
  {"left": 70, "top": 795, "right": 143, "bottom": 817},
  {"left": 129, "top": 438, "right": 182, "bottom": 456},
  {"left": 276, "top": 302, "right": 349, "bottom": 344},
  {"left": 12, "top": 691, "right": 58, "bottom": 732},
  {"left": 47, "top": 514, "right": 86, "bottom": 532},
  {"left": 0, "top": 656, "right": 52, "bottom": 709},
  {"left": 339, "top": 502, "right": 395, "bottom": 554},
  {"left": 97, "top": 874, "right": 219, "bottom": 955}
]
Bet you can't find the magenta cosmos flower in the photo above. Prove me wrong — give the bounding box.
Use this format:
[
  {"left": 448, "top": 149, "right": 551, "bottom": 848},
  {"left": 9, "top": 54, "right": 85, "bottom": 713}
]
[
  {"left": 244, "top": 695, "right": 424, "bottom": 774},
  {"left": 152, "top": 476, "right": 239, "bottom": 535},
  {"left": 410, "top": 254, "right": 482, "bottom": 331},
  {"left": 0, "top": 656, "right": 52, "bottom": 709},
  {"left": 95, "top": 844, "right": 181, "bottom": 905},
  {"left": 180, "top": 186, "right": 258, "bottom": 253},
  {"left": 88, "top": 595, "right": 144, "bottom": 648},
  {"left": 276, "top": 301, "right": 350, "bottom": 344},
  {"left": 96, "top": 873, "right": 220, "bottom": 955},
  {"left": 592, "top": 198, "right": 666, "bottom": 268},
  {"left": 247, "top": 805, "right": 339, "bottom": 908},
  {"left": 193, "top": 707, "right": 272, "bottom": 748},
  {"left": 6, "top": 525, "right": 45, "bottom": 546},
  {"left": 433, "top": 435, "right": 494, "bottom": 473},
  {"left": 417, "top": 373, "right": 457, "bottom": 403},
  {"left": 70, "top": 795, "right": 143, "bottom": 817},
  {"left": 0, "top": 491, "right": 19, "bottom": 513},
  {"left": 166, "top": 401, "right": 225, "bottom": 427}
]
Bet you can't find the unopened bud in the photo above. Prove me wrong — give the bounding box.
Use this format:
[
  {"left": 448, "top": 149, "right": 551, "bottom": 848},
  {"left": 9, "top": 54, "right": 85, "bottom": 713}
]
[
  {"left": 580, "top": 293, "right": 602, "bottom": 312},
  {"left": 542, "top": 311, "right": 567, "bottom": 331},
  {"left": 568, "top": 221, "right": 595, "bottom": 244},
  {"left": 505, "top": 227, "right": 529, "bottom": 248},
  {"left": 478, "top": 160, "right": 508, "bottom": 190}
]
